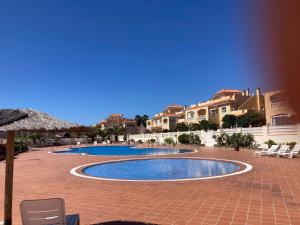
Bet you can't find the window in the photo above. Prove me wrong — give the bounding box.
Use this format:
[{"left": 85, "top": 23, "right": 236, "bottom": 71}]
[
  {"left": 270, "top": 93, "right": 288, "bottom": 109},
  {"left": 271, "top": 114, "right": 296, "bottom": 126},
  {"left": 221, "top": 107, "right": 227, "bottom": 113},
  {"left": 187, "top": 112, "right": 195, "bottom": 119},
  {"left": 210, "top": 109, "right": 218, "bottom": 116}
]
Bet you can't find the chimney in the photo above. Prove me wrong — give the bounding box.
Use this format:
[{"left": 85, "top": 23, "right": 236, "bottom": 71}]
[
  {"left": 246, "top": 88, "right": 250, "bottom": 96},
  {"left": 256, "top": 88, "right": 261, "bottom": 110},
  {"left": 242, "top": 90, "right": 246, "bottom": 96}
]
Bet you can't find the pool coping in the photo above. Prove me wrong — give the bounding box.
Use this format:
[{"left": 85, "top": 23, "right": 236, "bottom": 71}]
[{"left": 70, "top": 157, "right": 252, "bottom": 182}]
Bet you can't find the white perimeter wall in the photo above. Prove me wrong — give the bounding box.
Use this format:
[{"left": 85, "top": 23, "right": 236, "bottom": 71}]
[{"left": 120, "top": 124, "right": 300, "bottom": 147}]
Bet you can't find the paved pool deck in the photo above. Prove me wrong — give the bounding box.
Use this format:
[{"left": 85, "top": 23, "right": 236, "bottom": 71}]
[{"left": 0, "top": 146, "right": 300, "bottom": 225}]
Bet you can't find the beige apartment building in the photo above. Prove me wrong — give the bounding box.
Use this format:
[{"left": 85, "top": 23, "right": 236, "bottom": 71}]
[
  {"left": 100, "top": 89, "right": 298, "bottom": 135},
  {"left": 98, "top": 114, "right": 138, "bottom": 134},
  {"left": 146, "top": 105, "right": 184, "bottom": 132},
  {"left": 184, "top": 88, "right": 265, "bottom": 127},
  {"left": 264, "top": 90, "right": 297, "bottom": 126}
]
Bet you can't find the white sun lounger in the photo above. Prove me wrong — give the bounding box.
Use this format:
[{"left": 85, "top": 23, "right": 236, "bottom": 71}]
[
  {"left": 20, "top": 198, "right": 79, "bottom": 225},
  {"left": 268, "top": 145, "right": 290, "bottom": 156},
  {"left": 254, "top": 145, "right": 279, "bottom": 157},
  {"left": 278, "top": 144, "right": 300, "bottom": 158}
]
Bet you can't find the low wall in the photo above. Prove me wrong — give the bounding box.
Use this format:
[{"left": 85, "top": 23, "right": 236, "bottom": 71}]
[{"left": 122, "top": 124, "right": 300, "bottom": 147}]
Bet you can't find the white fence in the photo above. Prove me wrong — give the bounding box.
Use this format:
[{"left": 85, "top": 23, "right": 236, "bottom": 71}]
[{"left": 121, "top": 124, "right": 300, "bottom": 147}]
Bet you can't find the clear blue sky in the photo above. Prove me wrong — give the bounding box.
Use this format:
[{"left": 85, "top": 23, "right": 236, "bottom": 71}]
[{"left": 0, "top": 0, "right": 268, "bottom": 125}]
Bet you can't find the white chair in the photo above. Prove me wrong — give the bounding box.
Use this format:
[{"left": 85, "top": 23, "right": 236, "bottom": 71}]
[
  {"left": 254, "top": 145, "right": 279, "bottom": 156},
  {"left": 278, "top": 144, "right": 300, "bottom": 158},
  {"left": 253, "top": 144, "right": 268, "bottom": 156},
  {"left": 20, "top": 198, "right": 79, "bottom": 225},
  {"left": 268, "top": 145, "right": 288, "bottom": 156}
]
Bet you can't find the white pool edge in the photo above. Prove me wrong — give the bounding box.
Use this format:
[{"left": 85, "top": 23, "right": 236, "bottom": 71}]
[{"left": 70, "top": 157, "right": 253, "bottom": 182}]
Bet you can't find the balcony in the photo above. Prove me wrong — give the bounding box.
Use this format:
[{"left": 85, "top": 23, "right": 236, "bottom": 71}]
[
  {"left": 198, "top": 115, "right": 207, "bottom": 121},
  {"left": 271, "top": 101, "right": 288, "bottom": 109}
]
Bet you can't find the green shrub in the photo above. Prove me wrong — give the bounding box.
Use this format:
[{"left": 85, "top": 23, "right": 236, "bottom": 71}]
[
  {"left": 147, "top": 139, "right": 156, "bottom": 144},
  {"left": 214, "top": 132, "right": 255, "bottom": 150},
  {"left": 178, "top": 134, "right": 190, "bottom": 144},
  {"left": 164, "top": 138, "right": 175, "bottom": 144},
  {"left": 286, "top": 142, "right": 297, "bottom": 149},
  {"left": 188, "top": 123, "right": 202, "bottom": 131},
  {"left": 264, "top": 139, "right": 277, "bottom": 148},
  {"left": 189, "top": 134, "right": 201, "bottom": 145},
  {"left": 222, "top": 115, "right": 237, "bottom": 128},
  {"left": 175, "top": 123, "right": 189, "bottom": 131},
  {"left": 199, "top": 120, "right": 219, "bottom": 131},
  {"left": 229, "top": 133, "right": 243, "bottom": 151},
  {"left": 213, "top": 132, "right": 230, "bottom": 147},
  {"left": 178, "top": 134, "right": 201, "bottom": 145},
  {"left": 241, "top": 133, "right": 255, "bottom": 148},
  {"left": 236, "top": 111, "right": 266, "bottom": 128}
]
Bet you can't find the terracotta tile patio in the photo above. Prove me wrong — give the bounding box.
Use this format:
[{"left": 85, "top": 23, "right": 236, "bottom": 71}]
[{"left": 0, "top": 147, "right": 300, "bottom": 225}]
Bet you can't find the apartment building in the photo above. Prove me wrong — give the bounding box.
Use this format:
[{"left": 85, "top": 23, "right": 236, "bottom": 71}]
[
  {"left": 146, "top": 105, "right": 184, "bottom": 132},
  {"left": 264, "top": 90, "right": 297, "bottom": 126},
  {"left": 184, "top": 88, "right": 265, "bottom": 127},
  {"left": 99, "top": 88, "right": 298, "bottom": 135},
  {"left": 98, "top": 114, "right": 138, "bottom": 134}
]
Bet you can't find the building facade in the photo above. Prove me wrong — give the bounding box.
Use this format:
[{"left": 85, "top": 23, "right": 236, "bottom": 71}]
[
  {"left": 264, "top": 90, "right": 297, "bottom": 126},
  {"left": 146, "top": 105, "right": 184, "bottom": 132},
  {"left": 98, "top": 114, "right": 138, "bottom": 134},
  {"left": 99, "top": 88, "right": 298, "bottom": 136},
  {"left": 184, "top": 88, "right": 265, "bottom": 127}
]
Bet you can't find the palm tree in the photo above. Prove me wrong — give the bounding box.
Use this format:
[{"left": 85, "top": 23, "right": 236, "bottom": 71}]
[
  {"left": 104, "top": 125, "right": 126, "bottom": 142},
  {"left": 135, "top": 114, "right": 149, "bottom": 127},
  {"left": 141, "top": 115, "right": 149, "bottom": 127},
  {"left": 135, "top": 115, "right": 142, "bottom": 127}
]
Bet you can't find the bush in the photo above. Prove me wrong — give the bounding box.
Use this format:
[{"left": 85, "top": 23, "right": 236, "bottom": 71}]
[
  {"left": 286, "top": 142, "right": 297, "bottom": 149},
  {"left": 264, "top": 139, "right": 277, "bottom": 148},
  {"left": 213, "top": 132, "right": 230, "bottom": 147},
  {"left": 189, "top": 134, "right": 201, "bottom": 145},
  {"left": 178, "top": 134, "right": 190, "bottom": 144},
  {"left": 213, "top": 132, "right": 255, "bottom": 150},
  {"left": 164, "top": 138, "right": 174, "bottom": 144},
  {"left": 229, "top": 133, "right": 243, "bottom": 151},
  {"left": 222, "top": 115, "right": 237, "bottom": 128},
  {"left": 178, "top": 134, "right": 201, "bottom": 145},
  {"left": 188, "top": 123, "right": 202, "bottom": 131},
  {"left": 241, "top": 134, "right": 255, "bottom": 148},
  {"left": 199, "top": 120, "right": 219, "bottom": 131},
  {"left": 147, "top": 139, "right": 156, "bottom": 144},
  {"left": 236, "top": 111, "right": 266, "bottom": 128},
  {"left": 175, "top": 123, "right": 189, "bottom": 131}
]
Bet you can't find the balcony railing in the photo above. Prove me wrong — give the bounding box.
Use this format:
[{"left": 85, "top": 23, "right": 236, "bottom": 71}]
[
  {"left": 198, "top": 115, "right": 206, "bottom": 121},
  {"left": 271, "top": 101, "right": 288, "bottom": 109}
]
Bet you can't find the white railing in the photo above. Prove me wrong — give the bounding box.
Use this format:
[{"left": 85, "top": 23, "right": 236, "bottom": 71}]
[
  {"left": 122, "top": 124, "right": 300, "bottom": 146},
  {"left": 271, "top": 101, "right": 288, "bottom": 109}
]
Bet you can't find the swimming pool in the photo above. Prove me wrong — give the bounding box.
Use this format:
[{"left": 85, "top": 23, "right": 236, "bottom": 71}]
[
  {"left": 71, "top": 158, "right": 252, "bottom": 181},
  {"left": 55, "top": 146, "right": 192, "bottom": 156}
]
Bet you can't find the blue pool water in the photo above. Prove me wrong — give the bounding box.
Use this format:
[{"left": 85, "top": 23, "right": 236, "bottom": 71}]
[
  {"left": 56, "top": 146, "right": 192, "bottom": 156},
  {"left": 82, "top": 158, "right": 241, "bottom": 180}
]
